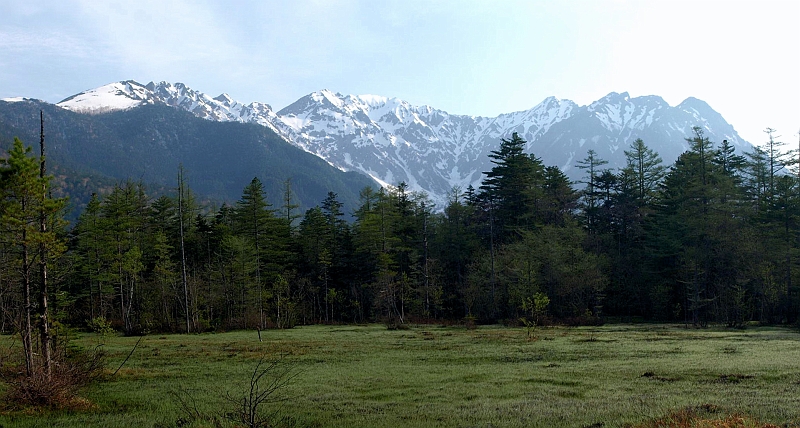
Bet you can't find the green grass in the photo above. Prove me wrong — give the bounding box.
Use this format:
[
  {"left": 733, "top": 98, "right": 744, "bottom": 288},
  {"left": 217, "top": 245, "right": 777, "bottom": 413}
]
[{"left": 2, "top": 324, "right": 799, "bottom": 427}]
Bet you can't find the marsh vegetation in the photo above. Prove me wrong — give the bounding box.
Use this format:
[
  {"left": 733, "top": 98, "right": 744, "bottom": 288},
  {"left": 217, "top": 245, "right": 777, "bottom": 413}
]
[{"left": 1, "top": 324, "right": 797, "bottom": 427}]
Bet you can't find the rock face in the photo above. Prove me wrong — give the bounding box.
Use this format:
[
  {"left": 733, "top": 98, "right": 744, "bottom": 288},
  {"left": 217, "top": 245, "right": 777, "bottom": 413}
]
[{"left": 56, "top": 81, "right": 750, "bottom": 206}]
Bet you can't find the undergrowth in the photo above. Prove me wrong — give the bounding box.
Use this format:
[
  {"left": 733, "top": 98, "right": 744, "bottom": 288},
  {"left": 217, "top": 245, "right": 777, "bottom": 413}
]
[{"left": 0, "top": 335, "right": 105, "bottom": 410}]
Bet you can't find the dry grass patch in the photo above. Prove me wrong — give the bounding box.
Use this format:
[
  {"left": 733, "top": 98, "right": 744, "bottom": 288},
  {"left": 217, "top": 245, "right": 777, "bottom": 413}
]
[{"left": 628, "top": 405, "right": 780, "bottom": 428}]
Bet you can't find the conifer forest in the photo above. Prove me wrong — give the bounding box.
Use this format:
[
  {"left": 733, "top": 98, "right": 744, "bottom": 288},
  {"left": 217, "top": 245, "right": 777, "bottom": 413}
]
[{"left": 2, "top": 126, "right": 799, "bottom": 338}]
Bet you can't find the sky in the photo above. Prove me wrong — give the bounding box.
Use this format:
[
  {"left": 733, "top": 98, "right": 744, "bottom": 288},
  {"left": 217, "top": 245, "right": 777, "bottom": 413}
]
[{"left": 1, "top": 0, "right": 798, "bottom": 146}]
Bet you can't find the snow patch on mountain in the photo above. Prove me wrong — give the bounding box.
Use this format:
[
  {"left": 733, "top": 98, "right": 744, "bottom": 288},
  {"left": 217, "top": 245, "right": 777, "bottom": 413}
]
[
  {"left": 58, "top": 80, "right": 288, "bottom": 138},
  {"left": 58, "top": 80, "right": 154, "bottom": 113}
]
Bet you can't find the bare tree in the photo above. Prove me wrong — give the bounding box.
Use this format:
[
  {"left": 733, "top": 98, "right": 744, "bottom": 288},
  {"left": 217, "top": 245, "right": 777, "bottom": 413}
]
[{"left": 224, "top": 356, "right": 300, "bottom": 428}]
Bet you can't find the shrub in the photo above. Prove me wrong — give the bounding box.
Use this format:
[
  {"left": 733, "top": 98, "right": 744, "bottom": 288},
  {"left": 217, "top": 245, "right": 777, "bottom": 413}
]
[
  {"left": 87, "top": 316, "right": 115, "bottom": 335},
  {"left": 1, "top": 344, "right": 106, "bottom": 409}
]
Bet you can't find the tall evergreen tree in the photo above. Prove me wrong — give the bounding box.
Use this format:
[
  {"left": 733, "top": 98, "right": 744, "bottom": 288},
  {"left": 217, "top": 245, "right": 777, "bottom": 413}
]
[
  {"left": 72, "top": 193, "right": 109, "bottom": 321},
  {"left": 540, "top": 166, "right": 578, "bottom": 227},
  {"left": 233, "top": 177, "right": 275, "bottom": 329},
  {"left": 713, "top": 139, "right": 747, "bottom": 179},
  {"left": 0, "top": 138, "right": 66, "bottom": 374},
  {"left": 646, "top": 127, "right": 753, "bottom": 325},
  {"left": 101, "top": 182, "right": 149, "bottom": 334},
  {"left": 623, "top": 138, "right": 665, "bottom": 207},
  {"left": 480, "top": 132, "right": 545, "bottom": 240},
  {"left": 763, "top": 128, "right": 787, "bottom": 202},
  {"left": 576, "top": 149, "right": 609, "bottom": 234},
  {"left": 321, "top": 191, "right": 348, "bottom": 321},
  {"left": 281, "top": 179, "right": 301, "bottom": 234}
]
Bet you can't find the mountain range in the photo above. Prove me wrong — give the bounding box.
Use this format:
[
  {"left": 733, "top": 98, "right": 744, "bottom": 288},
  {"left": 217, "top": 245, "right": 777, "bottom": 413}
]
[{"left": 5, "top": 80, "right": 751, "bottom": 208}]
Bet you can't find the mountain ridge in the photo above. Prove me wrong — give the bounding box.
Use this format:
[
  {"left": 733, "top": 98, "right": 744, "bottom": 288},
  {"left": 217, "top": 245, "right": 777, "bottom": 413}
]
[{"left": 48, "top": 80, "right": 751, "bottom": 206}]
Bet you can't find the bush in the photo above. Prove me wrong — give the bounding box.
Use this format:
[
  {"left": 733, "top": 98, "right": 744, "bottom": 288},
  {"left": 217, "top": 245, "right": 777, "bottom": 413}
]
[
  {"left": 384, "top": 318, "right": 409, "bottom": 330},
  {"left": 464, "top": 315, "right": 477, "bottom": 330},
  {"left": 87, "top": 316, "right": 115, "bottom": 335},
  {"left": 1, "top": 345, "right": 106, "bottom": 409}
]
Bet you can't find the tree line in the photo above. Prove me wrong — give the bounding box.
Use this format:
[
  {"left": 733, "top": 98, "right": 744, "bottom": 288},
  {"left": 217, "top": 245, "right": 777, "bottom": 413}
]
[{"left": 2, "top": 126, "right": 799, "bottom": 336}]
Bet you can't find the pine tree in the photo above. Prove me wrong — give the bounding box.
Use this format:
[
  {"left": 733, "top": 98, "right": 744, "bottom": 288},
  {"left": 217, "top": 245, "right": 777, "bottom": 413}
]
[
  {"left": 576, "top": 149, "right": 609, "bottom": 234},
  {"left": 436, "top": 188, "right": 479, "bottom": 318},
  {"left": 101, "top": 182, "right": 149, "bottom": 334},
  {"left": 713, "top": 139, "right": 746, "bottom": 179},
  {"left": 623, "top": 138, "right": 665, "bottom": 206},
  {"left": 0, "top": 137, "right": 66, "bottom": 375},
  {"left": 647, "top": 127, "right": 751, "bottom": 325},
  {"left": 763, "top": 128, "right": 787, "bottom": 202},
  {"left": 298, "top": 207, "right": 328, "bottom": 322},
  {"left": 744, "top": 146, "right": 770, "bottom": 214},
  {"left": 480, "top": 132, "right": 545, "bottom": 240},
  {"left": 281, "top": 179, "right": 300, "bottom": 234},
  {"left": 233, "top": 177, "right": 274, "bottom": 329},
  {"left": 72, "top": 193, "right": 108, "bottom": 320},
  {"left": 540, "top": 166, "right": 577, "bottom": 227},
  {"left": 321, "top": 191, "right": 347, "bottom": 321}
]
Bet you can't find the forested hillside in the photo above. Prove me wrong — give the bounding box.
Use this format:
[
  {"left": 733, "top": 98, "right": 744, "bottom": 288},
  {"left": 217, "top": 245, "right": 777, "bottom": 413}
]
[
  {"left": 1, "top": 126, "right": 798, "bottom": 336},
  {"left": 0, "top": 100, "right": 377, "bottom": 217}
]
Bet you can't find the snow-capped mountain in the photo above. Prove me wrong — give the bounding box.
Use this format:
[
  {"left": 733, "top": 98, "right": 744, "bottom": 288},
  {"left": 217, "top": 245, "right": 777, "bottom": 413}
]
[
  {"left": 274, "top": 91, "right": 580, "bottom": 197},
  {"left": 57, "top": 80, "right": 289, "bottom": 138},
  {"left": 56, "top": 81, "right": 750, "bottom": 206}
]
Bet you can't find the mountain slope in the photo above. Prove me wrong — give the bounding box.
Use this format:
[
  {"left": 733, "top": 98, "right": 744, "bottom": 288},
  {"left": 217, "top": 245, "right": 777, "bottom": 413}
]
[{"left": 0, "top": 99, "right": 376, "bottom": 215}]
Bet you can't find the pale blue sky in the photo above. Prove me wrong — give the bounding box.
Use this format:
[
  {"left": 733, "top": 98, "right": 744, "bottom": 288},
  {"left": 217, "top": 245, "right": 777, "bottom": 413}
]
[{"left": 1, "top": 0, "right": 797, "bottom": 146}]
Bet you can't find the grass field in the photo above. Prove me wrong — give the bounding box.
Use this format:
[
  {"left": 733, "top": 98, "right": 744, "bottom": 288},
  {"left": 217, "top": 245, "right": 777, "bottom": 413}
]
[{"left": 1, "top": 324, "right": 799, "bottom": 427}]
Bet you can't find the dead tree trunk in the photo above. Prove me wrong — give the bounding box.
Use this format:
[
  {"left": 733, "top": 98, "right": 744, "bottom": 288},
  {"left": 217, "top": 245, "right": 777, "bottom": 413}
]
[
  {"left": 178, "top": 167, "right": 190, "bottom": 333},
  {"left": 38, "top": 110, "right": 51, "bottom": 378}
]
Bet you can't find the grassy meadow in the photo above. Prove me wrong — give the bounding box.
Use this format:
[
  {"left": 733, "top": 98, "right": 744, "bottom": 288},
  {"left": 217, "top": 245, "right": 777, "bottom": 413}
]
[{"left": 1, "top": 324, "right": 799, "bottom": 427}]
